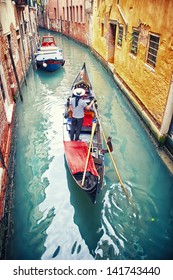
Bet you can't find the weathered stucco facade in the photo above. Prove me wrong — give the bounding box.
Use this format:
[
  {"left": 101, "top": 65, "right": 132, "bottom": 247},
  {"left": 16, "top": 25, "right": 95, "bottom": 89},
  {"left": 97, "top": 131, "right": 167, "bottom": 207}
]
[
  {"left": 0, "top": 1, "right": 38, "bottom": 221},
  {"left": 92, "top": 0, "right": 173, "bottom": 143},
  {"left": 38, "top": 0, "right": 93, "bottom": 46}
]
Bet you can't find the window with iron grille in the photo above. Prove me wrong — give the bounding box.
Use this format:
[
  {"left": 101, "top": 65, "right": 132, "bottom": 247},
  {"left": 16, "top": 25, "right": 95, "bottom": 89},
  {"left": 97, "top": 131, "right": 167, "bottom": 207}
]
[
  {"left": 130, "top": 28, "right": 139, "bottom": 55},
  {"left": 118, "top": 25, "right": 123, "bottom": 47},
  {"left": 147, "top": 34, "right": 160, "bottom": 68}
]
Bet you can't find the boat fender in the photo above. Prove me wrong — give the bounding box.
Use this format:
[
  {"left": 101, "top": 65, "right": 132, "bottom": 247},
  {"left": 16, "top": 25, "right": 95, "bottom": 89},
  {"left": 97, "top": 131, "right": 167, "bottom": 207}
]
[
  {"left": 66, "top": 97, "right": 70, "bottom": 107},
  {"left": 43, "top": 62, "right": 47, "bottom": 67},
  {"left": 107, "top": 136, "right": 113, "bottom": 152},
  {"left": 64, "top": 111, "right": 69, "bottom": 118},
  {"left": 94, "top": 99, "right": 98, "bottom": 109}
]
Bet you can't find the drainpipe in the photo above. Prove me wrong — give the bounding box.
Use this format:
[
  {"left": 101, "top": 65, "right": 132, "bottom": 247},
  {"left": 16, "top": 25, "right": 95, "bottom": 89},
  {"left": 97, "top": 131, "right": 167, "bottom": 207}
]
[
  {"left": 160, "top": 74, "right": 173, "bottom": 135},
  {"left": 117, "top": 3, "right": 128, "bottom": 38}
]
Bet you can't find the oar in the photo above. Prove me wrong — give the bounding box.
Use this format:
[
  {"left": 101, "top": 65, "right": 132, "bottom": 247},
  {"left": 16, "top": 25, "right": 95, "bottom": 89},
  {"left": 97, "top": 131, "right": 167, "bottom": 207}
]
[
  {"left": 93, "top": 103, "right": 130, "bottom": 200},
  {"left": 81, "top": 120, "right": 97, "bottom": 187}
]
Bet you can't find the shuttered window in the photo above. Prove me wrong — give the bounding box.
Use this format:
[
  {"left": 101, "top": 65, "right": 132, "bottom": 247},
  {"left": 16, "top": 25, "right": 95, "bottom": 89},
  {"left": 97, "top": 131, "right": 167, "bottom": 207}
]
[
  {"left": 130, "top": 29, "right": 139, "bottom": 55},
  {"left": 118, "top": 25, "right": 123, "bottom": 47},
  {"left": 147, "top": 34, "right": 160, "bottom": 68}
]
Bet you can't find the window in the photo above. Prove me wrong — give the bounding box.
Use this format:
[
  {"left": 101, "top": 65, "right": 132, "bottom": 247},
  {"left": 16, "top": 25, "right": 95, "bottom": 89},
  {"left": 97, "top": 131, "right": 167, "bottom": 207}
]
[
  {"left": 130, "top": 28, "right": 139, "bottom": 55},
  {"left": 73, "top": 6, "right": 75, "bottom": 22},
  {"left": 54, "top": 8, "right": 56, "bottom": 20},
  {"left": 147, "top": 34, "right": 160, "bottom": 68},
  {"left": 69, "top": 6, "right": 72, "bottom": 21},
  {"left": 101, "top": 23, "right": 104, "bottom": 37},
  {"left": 63, "top": 7, "right": 65, "bottom": 21},
  {"left": 80, "top": 5, "right": 83, "bottom": 22},
  {"left": 118, "top": 25, "right": 123, "bottom": 47},
  {"left": 0, "top": 76, "right": 6, "bottom": 102},
  {"left": 76, "top": 6, "right": 78, "bottom": 22},
  {"left": 67, "top": 7, "right": 69, "bottom": 21}
]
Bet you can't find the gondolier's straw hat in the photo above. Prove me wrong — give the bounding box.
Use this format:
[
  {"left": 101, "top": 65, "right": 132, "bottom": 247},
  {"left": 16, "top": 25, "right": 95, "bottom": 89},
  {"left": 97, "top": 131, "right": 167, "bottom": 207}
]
[{"left": 73, "top": 88, "right": 85, "bottom": 97}]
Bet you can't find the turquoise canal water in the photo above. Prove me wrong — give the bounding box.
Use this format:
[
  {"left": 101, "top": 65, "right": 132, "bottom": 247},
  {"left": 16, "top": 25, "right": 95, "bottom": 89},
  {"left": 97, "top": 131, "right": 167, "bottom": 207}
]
[{"left": 7, "top": 30, "right": 173, "bottom": 260}]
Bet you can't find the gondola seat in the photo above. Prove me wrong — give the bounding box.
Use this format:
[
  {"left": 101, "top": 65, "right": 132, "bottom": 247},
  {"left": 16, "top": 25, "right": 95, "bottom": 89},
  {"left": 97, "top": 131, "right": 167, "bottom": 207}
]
[{"left": 82, "top": 111, "right": 95, "bottom": 127}]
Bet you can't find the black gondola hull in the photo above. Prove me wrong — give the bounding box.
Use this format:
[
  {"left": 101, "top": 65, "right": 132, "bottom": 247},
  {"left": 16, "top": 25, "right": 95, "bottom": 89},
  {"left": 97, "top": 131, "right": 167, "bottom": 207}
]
[{"left": 63, "top": 63, "right": 104, "bottom": 203}]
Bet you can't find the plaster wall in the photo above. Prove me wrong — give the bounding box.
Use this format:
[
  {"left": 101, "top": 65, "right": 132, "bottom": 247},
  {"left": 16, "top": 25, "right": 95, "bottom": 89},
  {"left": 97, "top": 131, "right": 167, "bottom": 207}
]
[
  {"left": 0, "top": 2, "right": 38, "bottom": 219},
  {"left": 48, "top": 0, "right": 58, "bottom": 20},
  {"left": 92, "top": 0, "right": 173, "bottom": 128},
  {"left": 0, "top": 1, "right": 16, "bottom": 34},
  {"left": 59, "top": 0, "right": 85, "bottom": 22},
  {"left": 58, "top": 0, "right": 89, "bottom": 45}
]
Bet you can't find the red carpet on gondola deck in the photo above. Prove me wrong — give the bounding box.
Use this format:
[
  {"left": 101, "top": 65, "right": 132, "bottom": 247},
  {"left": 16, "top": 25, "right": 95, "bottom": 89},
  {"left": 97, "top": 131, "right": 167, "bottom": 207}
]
[{"left": 64, "top": 141, "right": 98, "bottom": 176}]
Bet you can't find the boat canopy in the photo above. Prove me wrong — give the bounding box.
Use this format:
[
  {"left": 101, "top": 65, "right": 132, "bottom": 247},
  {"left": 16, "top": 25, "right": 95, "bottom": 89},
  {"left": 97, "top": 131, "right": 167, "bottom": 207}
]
[
  {"left": 41, "top": 36, "right": 56, "bottom": 47},
  {"left": 64, "top": 141, "right": 99, "bottom": 177}
]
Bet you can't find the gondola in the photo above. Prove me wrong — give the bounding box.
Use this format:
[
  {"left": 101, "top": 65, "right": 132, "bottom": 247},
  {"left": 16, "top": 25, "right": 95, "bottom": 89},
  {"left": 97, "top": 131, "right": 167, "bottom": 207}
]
[
  {"left": 35, "top": 35, "right": 65, "bottom": 72},
  {"left": 63, "top": 63, "right": 105, "bottom": 203}
]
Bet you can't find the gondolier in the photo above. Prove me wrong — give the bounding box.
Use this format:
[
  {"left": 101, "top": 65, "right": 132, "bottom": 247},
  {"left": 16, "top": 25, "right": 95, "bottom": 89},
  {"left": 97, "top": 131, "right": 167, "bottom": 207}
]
[{"left": 69, "top": 88, "right": 95, "bottom": 141}]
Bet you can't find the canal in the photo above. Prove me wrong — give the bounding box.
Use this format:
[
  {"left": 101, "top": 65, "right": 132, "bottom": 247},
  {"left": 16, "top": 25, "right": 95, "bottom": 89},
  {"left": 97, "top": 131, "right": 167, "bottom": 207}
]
[{"left": 7, "top": 30, "right": 173, "bottom": 260}]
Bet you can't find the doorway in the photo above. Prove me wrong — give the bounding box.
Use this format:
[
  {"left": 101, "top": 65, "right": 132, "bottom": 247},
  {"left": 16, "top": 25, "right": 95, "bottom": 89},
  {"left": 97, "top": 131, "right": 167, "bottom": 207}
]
[{"left": 107, "top": 22, "right": 117, "bottom": 63}]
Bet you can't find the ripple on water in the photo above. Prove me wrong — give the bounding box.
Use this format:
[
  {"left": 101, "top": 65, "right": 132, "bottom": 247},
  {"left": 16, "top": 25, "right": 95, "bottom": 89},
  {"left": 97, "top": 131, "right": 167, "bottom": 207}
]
[{"left": 94, "top": 182, "right": 148, "bottom": 260}]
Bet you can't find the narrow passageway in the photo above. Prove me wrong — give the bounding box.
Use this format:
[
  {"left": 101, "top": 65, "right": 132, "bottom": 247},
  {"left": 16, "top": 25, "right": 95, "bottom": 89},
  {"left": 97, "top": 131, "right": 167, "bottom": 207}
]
[{"left": 7, "top": 30, "right": 173, "bottom": 260}]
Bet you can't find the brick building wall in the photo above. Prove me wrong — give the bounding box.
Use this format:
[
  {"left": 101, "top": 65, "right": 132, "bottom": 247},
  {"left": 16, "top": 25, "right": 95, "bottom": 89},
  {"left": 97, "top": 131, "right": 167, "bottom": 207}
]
[
  {"left": 38, "top": 0, "right": 92, "bottom": 46},
  {"left": 0, "top": 1, "right": 38, "bottom": 220}
]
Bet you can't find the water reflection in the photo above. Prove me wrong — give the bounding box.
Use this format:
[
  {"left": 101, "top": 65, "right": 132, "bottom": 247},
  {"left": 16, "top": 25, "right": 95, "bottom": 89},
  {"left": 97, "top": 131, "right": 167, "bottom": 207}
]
[
  {"left": 65, "top": 160, "right": 102, "bottom": 257},
  {"left": 35, "top": 66, "right": 66, "bottom": 86}
]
